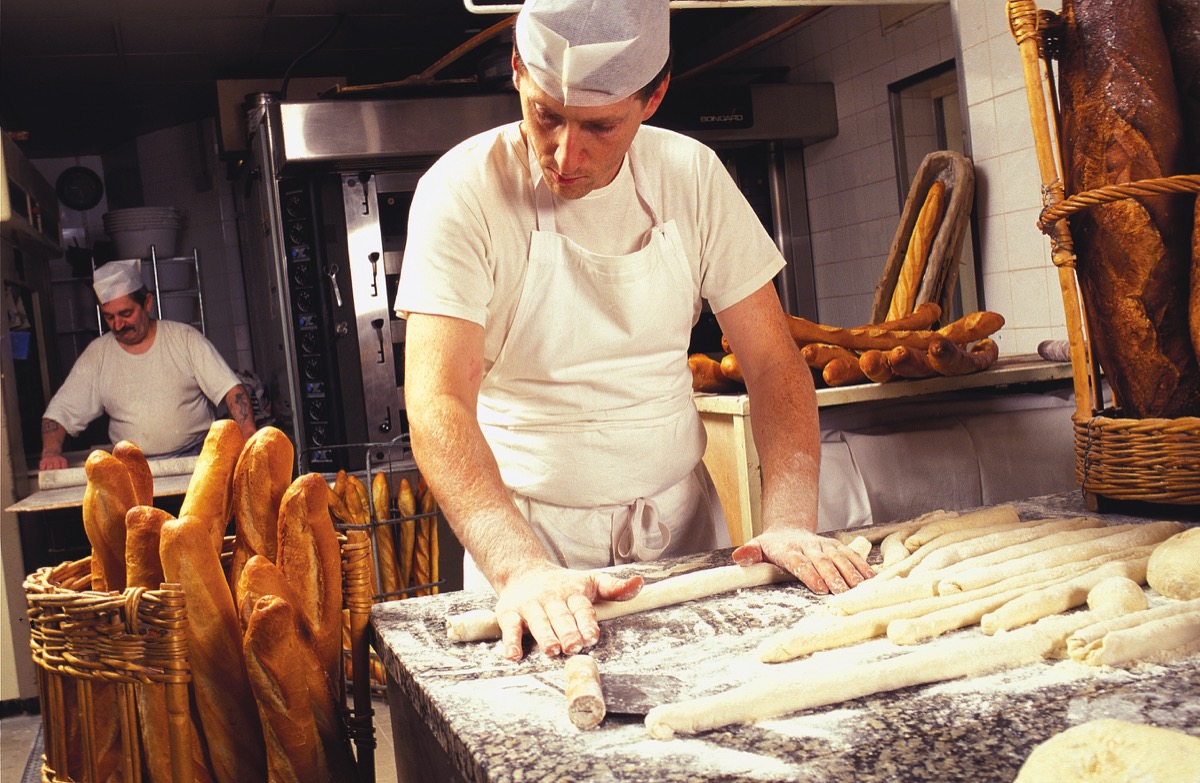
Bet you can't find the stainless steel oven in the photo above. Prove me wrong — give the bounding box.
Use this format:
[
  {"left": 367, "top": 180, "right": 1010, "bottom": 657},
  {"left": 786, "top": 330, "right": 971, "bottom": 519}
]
[{"left": 233, "top": 82, "right": 835, "bottom": 472}]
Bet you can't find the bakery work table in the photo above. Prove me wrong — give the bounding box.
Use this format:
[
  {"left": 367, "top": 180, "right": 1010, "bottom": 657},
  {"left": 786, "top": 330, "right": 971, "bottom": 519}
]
[{"left": 370, "top": 492, "right": 1198, "bottom": 783}]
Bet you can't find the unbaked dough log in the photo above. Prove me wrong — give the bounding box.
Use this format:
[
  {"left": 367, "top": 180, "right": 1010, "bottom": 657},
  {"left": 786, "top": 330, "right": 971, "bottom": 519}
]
[
  {"left": 937, "top": 523, "right": 1125, "bottom": 575},
  {"left": 830, "top": 509, "right": 956, "bottom": 546},
  {"left": 650, "top": 610, "right": 1103, "bottom": 739},
  {"left": 902, "top": 504, "right": 1019, "bottom": 551},
  {"left": 937, "top": 522, "right": 1183, "bottom": 595},
  {"left": 564, "top": 654, "right": 606, "bottom": 730},
  {"left": 1066, "top": 598, "right": 1200, "bottom": 665},
  {"left": 879, "top": 532, "right": 910, "bottom": 568},
  {"left": 446, "top": 563, "right": 791, "bottom": 642},
  {"left": 846, "top": 536, "right": 872, "bottom": 560},
  {"left": 1086, "top": 575, "right": 1149, "bottom": 615},
  {"left": 825, "top": 574, "right": 940, "bottom": 615},
  {"left": 980, "top": 554, "right": 1152, "bottom": 634},
  {"left": 1015, "top": 719, "right": 1200, "bottom": 783},
  {"left": 760, "top": 554, "right": 1105, "bottom": 662},
  {"left": 911, "top": 517, "right": 1105, "bottom": 574},
  {"left": 873, "top": 519, "right": 1027, "bottom": 579}
]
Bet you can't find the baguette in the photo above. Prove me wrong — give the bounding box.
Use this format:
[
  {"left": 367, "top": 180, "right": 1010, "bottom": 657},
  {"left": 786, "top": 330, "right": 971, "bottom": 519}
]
[
  {"left": 160, "top": 514, "right": 267, "bottom": 783},
  {"left": 785, "top": 309, "right": 1004, "bottom": 353},
  {"left": 229, "top": 426, "right": 294, "bottom": 588},
  {"left": 179, "top": 420, "right": 246, "bottom": 550},
  {"left": 397, "top": 478, "right": 417, "bottom": 591},
  {"left": 858, "top": 350, "right": 895, "bottom": 383},
  {"left": 872, "top": 301, "right": 942, "bottom": 332},
  {"left": 801, "top": 343, "right": 857, "bottom": 370},
  {"left": 886, "top": 181, "right": 946, "bottom": 321},
  {"left": 927, "top": 337, "right": 1000, "bottom": 376},
  {"left": 718, "top": 353, "right": 744, "bottom": 383},
  {"left": 1060, "top": 0, "right": 1200, "bottom": 417},
  {"left": 235, "top": 554, "right": 298, "bottom": 633},
  {"left": 371, "top": 471, "right": 400, "bottom": 597},
  {"left": 243, "top": 595, "right": 326, "bottom": 783},
  {"left": 887, "top": 344, "right": 936, "bottom": 379},
  {"left": 417, "top": 480, "right": 440, "bottom": 596},
  {"left": 83, "top": 449, "right": 138, "bottom": 591},
  {"left": 822, "top": 355, "right": 868, "bottom": 387},
  {"left": 125, "top": 506, "right": 172, "bottom": 590},
  {"left": 112, "top": 440, "right": 154, "bottom": 506},
  {"left": 688, "top": 353, "right": 738, "bottom": 393},
  {"left": 277, "top": 473, "right": 344, "bottom": 688}
]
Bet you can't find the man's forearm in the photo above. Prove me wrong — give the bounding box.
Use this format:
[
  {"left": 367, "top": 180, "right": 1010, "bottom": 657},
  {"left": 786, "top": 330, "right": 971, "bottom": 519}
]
[
  {"left": 408, "top": 395, "right": 551, "bottom": 591},
  {"left": 40, "top": 418, "right": 69, "bottom": 470},
  {"left": 224, "top": 384, "right": 257, "bottom": 439}
]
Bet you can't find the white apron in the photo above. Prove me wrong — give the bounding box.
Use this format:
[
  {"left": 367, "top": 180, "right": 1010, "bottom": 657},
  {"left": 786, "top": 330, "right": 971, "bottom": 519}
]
[{"left": 463, "top": 138, "right": 729, "bottom": 590}]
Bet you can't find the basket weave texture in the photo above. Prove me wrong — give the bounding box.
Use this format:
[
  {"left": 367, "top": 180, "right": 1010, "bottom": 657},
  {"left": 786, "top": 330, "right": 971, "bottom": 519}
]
[
  {"left": 24, "top": 533, "right": 377, "bottom": 783},
  {"left": 1007, "top": 0, "right": 1200, "bottom": 507}
]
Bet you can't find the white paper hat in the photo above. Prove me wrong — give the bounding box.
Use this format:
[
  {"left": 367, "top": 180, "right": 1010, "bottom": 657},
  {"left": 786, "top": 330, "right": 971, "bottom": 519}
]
[
  {"left": 515, "top": 0, "right": 670, "bottom": 106},
  {"left": 93, "top": 259, "right": 144, "bottom": 304}
]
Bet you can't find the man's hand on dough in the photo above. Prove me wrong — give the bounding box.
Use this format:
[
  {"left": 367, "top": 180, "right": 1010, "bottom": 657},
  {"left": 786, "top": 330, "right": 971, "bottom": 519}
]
[
  {"left": 733, "top": 528, "right": 874, "bottom": 595},
  {"left": 493, "top": 566, "right": 644, "bottom": 661}
]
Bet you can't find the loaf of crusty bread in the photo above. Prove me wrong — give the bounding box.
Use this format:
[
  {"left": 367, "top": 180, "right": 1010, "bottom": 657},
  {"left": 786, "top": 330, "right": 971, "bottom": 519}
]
[
  {"left": 112, "top": 440, "right": 154, "bottom": 506},
  {"left": 228, "top": 426, "right": 294, "bottom": 589},
  {"left": 243, "top": 594, "right": 327, "bottom": 783},
  {"left": 125, "top": 506, "right": 171, "bottom": 590},
  {"left": 179, "top": 420, "right": 246, "bottom": 550},
  {"left": 277, "top": 473, "right": 343, "bottom": 689},
  {"left": 83, "top": 449, "right": 138, "bottom": 592},
  {"left": 1059, "top": 0, "right": 1200, "bottom": 417},
  {"left": 886, "top": 180, "right": 946, "bottom": 322},
  {"left": 371, "top": 471, "right": 399, "bottom": 597},
  {"left": 397, "top": 477, "right": 417, "bottom": 590},
  {"left": 160, "top": 514, "right": 267, "bottom": 783},
  {"left": 235, "top": 554, "right": 298, "bottom": 633}
]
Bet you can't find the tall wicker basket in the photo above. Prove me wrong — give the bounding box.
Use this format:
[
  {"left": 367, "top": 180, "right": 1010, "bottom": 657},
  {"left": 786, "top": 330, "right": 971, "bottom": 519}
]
[
  {"left": 23, "top": 533, "right": 378, "bottom": 783},
  {"left": 1007, "top": 0, "right": 1200, "bottom": 509}
]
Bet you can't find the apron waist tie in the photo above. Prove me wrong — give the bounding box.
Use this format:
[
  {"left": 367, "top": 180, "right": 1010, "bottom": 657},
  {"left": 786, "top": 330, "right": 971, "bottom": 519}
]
[{"left": 612, "top": 497, "right": 672, "bottom": 563}]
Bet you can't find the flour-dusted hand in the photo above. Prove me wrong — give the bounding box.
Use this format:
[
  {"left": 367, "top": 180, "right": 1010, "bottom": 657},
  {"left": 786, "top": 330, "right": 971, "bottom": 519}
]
[
  {"left": 733, "top": 528, "right": 874, "bottom": 595},
  {"left": 493, "top": 566, "right": 644, "bottom": 661}
]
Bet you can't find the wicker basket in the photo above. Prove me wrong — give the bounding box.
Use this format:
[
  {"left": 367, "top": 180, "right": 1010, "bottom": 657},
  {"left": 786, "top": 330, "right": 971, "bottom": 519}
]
[
  {"left": 24, "top": 532, "right": 377, "bottom": 783},
  {"left": 1007, "top": 0, "right": 1200, "bottom": 509}
]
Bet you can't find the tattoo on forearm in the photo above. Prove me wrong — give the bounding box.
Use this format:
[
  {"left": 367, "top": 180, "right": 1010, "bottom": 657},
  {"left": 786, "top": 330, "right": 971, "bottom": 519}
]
[
  {"left": 231, "top": 390, "right": 253, "bottom": 424},
  {"left": 42, "top": 420, "right": 62, "bottom": 435}
]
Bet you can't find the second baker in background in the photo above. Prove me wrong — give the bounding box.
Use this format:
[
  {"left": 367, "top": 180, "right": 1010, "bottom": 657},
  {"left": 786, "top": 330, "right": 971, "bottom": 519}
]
[{"left": 395, "top": 0, "right": 873, "bottom": 661}]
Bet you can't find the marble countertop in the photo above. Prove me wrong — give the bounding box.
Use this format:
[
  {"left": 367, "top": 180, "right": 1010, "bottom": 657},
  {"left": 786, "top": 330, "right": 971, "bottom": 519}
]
[{"left": 370, "top": 493, "right": 1199, "bottom": 783}]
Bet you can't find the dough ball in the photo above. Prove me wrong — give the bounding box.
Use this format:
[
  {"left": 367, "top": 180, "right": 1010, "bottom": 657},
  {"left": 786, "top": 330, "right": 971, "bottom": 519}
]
[
  {"left": 1085, "top": 576, "right": 1148, "bottom": 615},
  {"left": 847, "top": 535, "right": 871, "bottom": 560},
  {"left": 1015, "top": 719, "right": 1200, "bottom": 782},
  {"left": 1146, "top": 528, "right": 1200, "bottom": 600}
]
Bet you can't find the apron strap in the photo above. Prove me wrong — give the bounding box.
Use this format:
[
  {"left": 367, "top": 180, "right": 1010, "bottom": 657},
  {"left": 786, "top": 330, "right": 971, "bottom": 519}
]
[{"left": 611, "top": 497, "right": 672, "bottom": 562}]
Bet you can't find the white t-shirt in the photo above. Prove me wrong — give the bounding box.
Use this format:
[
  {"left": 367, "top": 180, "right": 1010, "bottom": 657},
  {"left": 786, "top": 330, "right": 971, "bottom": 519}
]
[
  {"left": 43, "top": 319, "right": 241, "bottom": 456},
  {"left": 394, "top": 122, "right": 785, "bottom": 370}
]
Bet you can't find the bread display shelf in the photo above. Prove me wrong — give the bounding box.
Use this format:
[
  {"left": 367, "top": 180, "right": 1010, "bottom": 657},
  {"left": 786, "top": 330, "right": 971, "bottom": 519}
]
[{"left": 1007, "top": 0, "right": 1200, "bottom": 508}]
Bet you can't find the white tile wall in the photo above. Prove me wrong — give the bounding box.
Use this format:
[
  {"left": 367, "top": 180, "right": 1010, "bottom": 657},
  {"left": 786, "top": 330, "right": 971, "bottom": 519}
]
[{"left": 731, "top": 1, "right": 1069, "bottom": 355}]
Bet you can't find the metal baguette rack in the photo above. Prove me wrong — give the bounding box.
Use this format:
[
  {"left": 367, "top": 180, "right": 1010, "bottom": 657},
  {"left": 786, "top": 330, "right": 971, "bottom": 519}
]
[{"left": 1007, "top": 0, "right": 1200, "bottom": 508}]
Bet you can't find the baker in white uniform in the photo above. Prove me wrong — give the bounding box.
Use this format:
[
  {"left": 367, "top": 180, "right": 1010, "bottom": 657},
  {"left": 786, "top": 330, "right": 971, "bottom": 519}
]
[
  {"left": 40, "top": 258, "right": 257, "bottom": 470},
  {"left": 395, "top": 0, "right": 873, "bottom": 661}
]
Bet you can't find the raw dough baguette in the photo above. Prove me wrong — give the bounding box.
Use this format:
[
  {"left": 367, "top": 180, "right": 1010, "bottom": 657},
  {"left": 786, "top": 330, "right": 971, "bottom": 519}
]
[
  {"left": 112, "top": 440, "right": 154, "bottom": 506},
  {"left": 1070, "top": 595, "right": 1200, "bottom": 662},
  {"left": 371, "top": 471, "right": 400, "bottom": 597},
  {"left": 937, "top": 521, "right": 1184, "bottom": 594},
  {"left": 1059, "top": 0, "right": 1200, "bottom": 418},
  {"left": 650, "top": 609, "right": 1101, "bottom": 739},
  {"left": 179, "top": 420, "right": 246, "bottom": 550},
  {"left": 229, "top": 427, "right": 294, "bottom": 584},
  {"left": 912, "top": 516, "right": 1106, "bottom": 574},
  {"left": 564, "top": 654, "right": 606, "bottom": 730},
  {"left": 903, "top": 504, "right": 1020, "bottom": 551},
  {"left": 243, "top": 594, "right": 327, "bottom": 783},
  {"left": 447, "top": 562, "right": 792, "bottom": 643},
  {"left": 886, "top": 180, "right": 946, "bottom": 321},
  {"left": 826, "top": 574, "right": 940, "bottom": 616},
  {"left": 277, "top": 473, "right": 344, "bottom": 688},
  {"left": 83, "top": 449, "right": 138, "bottom": 591},
  {"left": 935, "top": 522, "right": 1126, "bottom": 575},
  {"left": 830, "top": 509, "right": 957, "bottom": 546},
  {"left": 876, "top": 519, "right": 1027, "bottom": 579},
  {"left": 980, "top": 554, "right": 1152, "bottom": 634},
  {"left": 879, "top": 532, "right": 910, "bottom": 568},
  {"left": 160, "top": 514, "right": 267, "bottom": 783}
]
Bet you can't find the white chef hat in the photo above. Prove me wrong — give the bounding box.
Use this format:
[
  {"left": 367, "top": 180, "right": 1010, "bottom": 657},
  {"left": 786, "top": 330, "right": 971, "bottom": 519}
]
[
  {"left": 515, "top": 0, "right": 670, "bottom": 107},
  {"left": 93, "top": 259, "right": 144, "bottom": 304}
]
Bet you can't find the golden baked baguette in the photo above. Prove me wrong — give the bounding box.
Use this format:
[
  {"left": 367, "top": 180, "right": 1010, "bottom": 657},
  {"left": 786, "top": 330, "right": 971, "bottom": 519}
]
[
  {"left": 160, "top": 514, "right": 267, "bottom": 783},
  {"left": 371, "top": 471, "right": 400, "bottom": 597},
  {"left": 112, "top": 440, "right": 154, "bottom": 506},
  {"left": 243, "top": 594, "right": 327, "bottom": 783},
  {"left": 397, "top": 477, "right": 417, "bottom": 591},
  {"left": 179, "top": 419, "right": 246, "bottom": 550},
  {"left": 125, "top": 505, "right": 172, "bottom": 590},
  {"left": 229, "top": 427, "right": 294, "bottom": 588},
  {"left": 277, "top": 473, "right": 343, "bottom": 688},
  {"left": 83, "top": 449, "right": 138, "bottom": 592},
  {"left": 235, "top": 554, "right": 298, "bottom": 633},
  {"left": 886, "top": 180, "right": 946, "bottom": 322}
]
